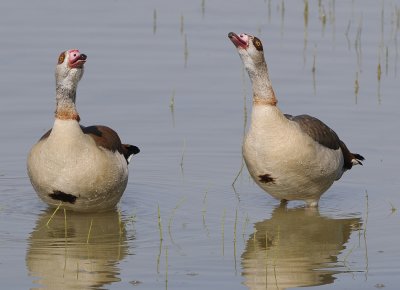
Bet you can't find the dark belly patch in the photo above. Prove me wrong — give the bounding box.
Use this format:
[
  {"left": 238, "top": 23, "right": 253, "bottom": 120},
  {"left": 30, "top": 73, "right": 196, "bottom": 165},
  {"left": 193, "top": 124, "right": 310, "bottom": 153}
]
[
  {"left": 258, "top": 174, "right": 276, "bottom": 184},
  {"left": 49, "top": 191, "right": 77, "bottom": 204}
]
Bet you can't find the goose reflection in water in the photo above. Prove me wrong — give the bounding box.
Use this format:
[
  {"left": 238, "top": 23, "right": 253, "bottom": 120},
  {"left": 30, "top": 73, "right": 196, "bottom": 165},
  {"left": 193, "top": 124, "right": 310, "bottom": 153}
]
[
  {"left": 241, "top": 205, "right": 361, "bottom": 290},
  {"left": 26, "top": 209, "right": 131, "bottom": 289}
]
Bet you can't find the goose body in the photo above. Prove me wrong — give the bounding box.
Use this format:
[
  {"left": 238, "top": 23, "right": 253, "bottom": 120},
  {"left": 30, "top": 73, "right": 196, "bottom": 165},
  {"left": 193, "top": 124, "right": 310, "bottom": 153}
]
[
  {"left": 27, "top": 50, "right": 139, "bottom": 212},
  {"left": 229, "top": 32, "right": 363, "bottom": 207}
]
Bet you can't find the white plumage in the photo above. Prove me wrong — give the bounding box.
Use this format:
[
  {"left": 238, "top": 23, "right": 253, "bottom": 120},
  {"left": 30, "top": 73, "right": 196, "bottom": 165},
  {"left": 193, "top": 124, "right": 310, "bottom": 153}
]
[
  {"left": 27, "top": 49, "right": 139, "bottom": 212},
  {"left": 229, "top": 32, "right": 363, "bottom": 207}
]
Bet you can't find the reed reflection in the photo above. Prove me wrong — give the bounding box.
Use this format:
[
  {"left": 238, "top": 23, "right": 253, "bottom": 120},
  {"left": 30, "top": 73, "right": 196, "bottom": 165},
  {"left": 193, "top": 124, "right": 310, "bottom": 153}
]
[
  {"left": 241, "top": 205, "right": 361, "bottom": 290},
  {"left": 26, "top": 209, "right": 131, "bottom": 289}
]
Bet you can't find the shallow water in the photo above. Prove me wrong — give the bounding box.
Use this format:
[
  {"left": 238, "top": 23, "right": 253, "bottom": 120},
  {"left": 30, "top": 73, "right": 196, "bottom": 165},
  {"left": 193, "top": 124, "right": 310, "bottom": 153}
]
[{"left": 1, "top": 0, "right": 399, "bottom": 289}]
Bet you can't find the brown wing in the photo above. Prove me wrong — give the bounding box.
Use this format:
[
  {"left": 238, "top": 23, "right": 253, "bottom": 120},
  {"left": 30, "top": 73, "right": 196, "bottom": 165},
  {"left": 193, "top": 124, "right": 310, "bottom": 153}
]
[
  {"left": 285, "top": 114, "right": 340, "bottom": 150},
  {"left": 82, "top": 125, "right": 139, "bottom": 164},
  {"left": 82, "top": 125, "right": 123, "bottom": 152},
  {"left": 285, "top": 114, "right": 364, "bottom": 169},
  {"left": 39, "top": 129, "right": 52, "bottom": 141},
  {"left": 38, "top": 125, "right": 139, "bottom": 164}
]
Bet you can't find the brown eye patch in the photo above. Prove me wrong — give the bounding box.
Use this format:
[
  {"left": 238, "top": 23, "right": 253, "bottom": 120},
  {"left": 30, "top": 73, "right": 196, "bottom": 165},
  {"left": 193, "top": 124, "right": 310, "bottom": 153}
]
[
  {"left": 252, "top": 37, "right": 263, "bottom": 51},
  {"left": 57, "top": 51, "right": 66, "bottom": 64}
]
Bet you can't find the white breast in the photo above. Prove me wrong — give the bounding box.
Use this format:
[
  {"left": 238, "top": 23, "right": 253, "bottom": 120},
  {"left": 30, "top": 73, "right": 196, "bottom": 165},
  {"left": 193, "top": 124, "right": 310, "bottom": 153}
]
[
  {"left": 27, "top": 119, "right": 128, "bottom": 212},
  {"left": 243, "top": 105, "right": 344, "bottom": 205}
]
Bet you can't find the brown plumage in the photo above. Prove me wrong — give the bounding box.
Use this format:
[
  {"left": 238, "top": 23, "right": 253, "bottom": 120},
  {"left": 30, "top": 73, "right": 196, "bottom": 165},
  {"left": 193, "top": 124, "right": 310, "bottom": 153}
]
[{"left": 27, "top": 49, "right": 139, "bottom": 212}]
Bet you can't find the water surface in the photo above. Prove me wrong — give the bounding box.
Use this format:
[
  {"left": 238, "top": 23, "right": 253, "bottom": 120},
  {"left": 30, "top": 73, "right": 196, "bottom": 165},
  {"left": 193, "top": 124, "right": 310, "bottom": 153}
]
[{"left": 0, "top": 0, "right": 399, "bottom": 289}]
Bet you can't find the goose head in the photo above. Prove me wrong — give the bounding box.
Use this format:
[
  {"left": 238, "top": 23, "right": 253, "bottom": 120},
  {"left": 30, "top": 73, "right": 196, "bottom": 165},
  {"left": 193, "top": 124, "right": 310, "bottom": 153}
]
[
  {"left": 228, "top": 32, "right": 265, "bottom": 76},
  {"left": 55, "top": 49, "right": 87, "bottom": 89}
]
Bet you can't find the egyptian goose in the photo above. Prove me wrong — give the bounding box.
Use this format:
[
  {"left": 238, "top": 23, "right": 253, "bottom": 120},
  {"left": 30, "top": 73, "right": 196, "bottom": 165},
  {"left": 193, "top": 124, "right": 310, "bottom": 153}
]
[
  {"left": 27, "top": 49, "right": 139, "bottom": 212},
  {"left": 228, "top": 32, "right": 364, "bottom": 207}
]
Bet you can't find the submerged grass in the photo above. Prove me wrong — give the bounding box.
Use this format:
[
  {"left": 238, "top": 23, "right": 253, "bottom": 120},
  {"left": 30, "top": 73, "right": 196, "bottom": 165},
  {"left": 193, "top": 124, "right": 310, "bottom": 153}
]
[
  {"left": 169, "top": 89, "right": 175, "bottom": 111},
  {"left": 118, "top": 209, "right": 124, "bottom": 237},
  {"left": 233, "top": 207, "right": 238, "bottom": 273},
  {"left": 180, "top": 138, "right": 186, "bottom": 172},
  {"left": 319, "top": 2, "right": 327, "bottom": 31},
  {"left": 63, "top": 208, "right": 68, "bottom": 277},
  {"left": 377, "top": 60, "right": 382, "bottom": 81},
  {"left": 232, "top": 160, "right": 244, "bottom": 189},
  {"left": 388, "top": 201, "right": 397, "bottom": 214},
  {"left": 180, "top": 13, "right": 184, "bottom": 36},
  {"left": 168, "top": 197, "right": 186, "bottom": 246},
  {"left": 345, "top": 20, "right": 351, "bottom": 50},
  {"left": 158, "top": 204, "right": 163, "bottom": 242},
  {"left": 355, "top": 15, "right": 363, "bottom": 71},
  {"left": 221, "top": 208, "right": 226, "bottom": 256},
  {"left": 280, "top": 0, "right": 286, "bottom": 37},
  {"left": 232, "top": 65, "right": 248, "bottom": 189},
  {"left": 169, "top": 89, "right": 176, "bottom": 127},
  {"left": 303, "top": 0, "right": 309, "bottom": 64},
  {"left": 46, "top": 202, "right": 62, "bottom": 227},
  {"left": 242, "top": 213, "right": 250, "bottom": 243},
  {"left": 157, "top": 204, "right": 163, "bottom": 274},
  {"left": 64, "top": 208, "right": 67, "bottom": 238},
  {"left": 86, "top": 218, "right": 93, "bottom": 244},
  {"left": 165, "top": 245, "right": 169, "bottom": 290},
  {"left": 233, "top": 207, "right": 238, "bottom": 245},
  {"left": 312, "top": 45, "right": 317, "bottom": 95},
  {"left": 153, "top": 9, "right": 157, "bottom": 35},
  {"left": 363, "top": 190, "right": 369, "bottom": 279},
  {"left": 183, "top": 33, "right": 189, "bottom": 67},
  {"left": 202, "top": 188, "right": 210, "bottom": 236},
  {"left": 354, "top": 72, "right": 359, "bottom": 103}
]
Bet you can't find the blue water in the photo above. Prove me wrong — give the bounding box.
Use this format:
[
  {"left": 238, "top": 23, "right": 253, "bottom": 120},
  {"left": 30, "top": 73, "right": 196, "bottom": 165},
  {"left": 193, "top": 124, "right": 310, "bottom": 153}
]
[{"left": 0, "top": 0, "right": 399, "bottom": 289}]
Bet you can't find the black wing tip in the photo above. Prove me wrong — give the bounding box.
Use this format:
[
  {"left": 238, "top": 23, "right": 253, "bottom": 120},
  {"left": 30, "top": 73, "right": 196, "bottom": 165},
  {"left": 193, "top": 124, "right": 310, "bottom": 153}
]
[
  {"left": 123, "top": 144, "right": 140, "bottom": 164},
  {"left": 353, "top": 153, "right": 365, "bottom": 161},
  {"left": 352, "top": 153, "right": 365, "bottom": 166},
  {"left": 127, "top": 145, "right": 140, "bottom": 155}
]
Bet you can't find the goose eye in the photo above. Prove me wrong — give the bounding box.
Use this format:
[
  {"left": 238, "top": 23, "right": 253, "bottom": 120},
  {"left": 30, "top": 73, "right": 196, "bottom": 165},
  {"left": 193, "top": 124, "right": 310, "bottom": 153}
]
[
  {"left": 58, "top": 52, "right": 66, "bottom": 64},
  {"left": 252, "top": 37, "right": 263, "bottom": 51}
]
